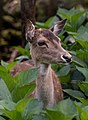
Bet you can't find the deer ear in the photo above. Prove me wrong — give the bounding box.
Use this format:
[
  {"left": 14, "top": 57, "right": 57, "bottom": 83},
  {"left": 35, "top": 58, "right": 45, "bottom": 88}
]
[
  {"left": 25, "top": 20, "right": 35, "bottom": 42},
  {"left": 50, "top": 19, "right": 67, "bottom": 36}
]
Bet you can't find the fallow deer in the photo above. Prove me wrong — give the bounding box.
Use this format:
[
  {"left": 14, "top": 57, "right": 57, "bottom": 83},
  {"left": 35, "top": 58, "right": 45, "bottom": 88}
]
[{"left": 11, "top": 19, "right": 72, "bottom": 108}]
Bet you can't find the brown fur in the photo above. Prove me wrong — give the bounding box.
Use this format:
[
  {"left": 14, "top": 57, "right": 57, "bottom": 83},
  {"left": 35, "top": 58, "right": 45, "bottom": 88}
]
[{"left": 11, "top": 20, "right": 72, "bottom": 108}]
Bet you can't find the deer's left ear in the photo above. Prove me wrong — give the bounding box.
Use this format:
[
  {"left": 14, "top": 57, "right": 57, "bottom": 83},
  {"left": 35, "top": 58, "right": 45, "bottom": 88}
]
[
  {"left": 25, "top": 20, "right": 35, "bottom": 43},
  {"left": 50, "top": 19, "right": 67, "bottom": 36}
]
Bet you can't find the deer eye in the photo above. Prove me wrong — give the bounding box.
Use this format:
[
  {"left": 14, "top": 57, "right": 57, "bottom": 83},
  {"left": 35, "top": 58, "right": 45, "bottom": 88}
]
[{"left": 37, "top": 41, "right": 48, "bottom": 47}]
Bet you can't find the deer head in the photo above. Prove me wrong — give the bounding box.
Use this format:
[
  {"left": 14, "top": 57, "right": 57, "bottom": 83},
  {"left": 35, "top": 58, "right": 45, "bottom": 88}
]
[{"left": 25, "top": 19, "right": 72, "bottom": 66}]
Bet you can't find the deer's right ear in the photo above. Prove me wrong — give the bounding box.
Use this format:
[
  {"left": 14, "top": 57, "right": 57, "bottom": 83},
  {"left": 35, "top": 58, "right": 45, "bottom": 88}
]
[{"left": 25, "top": 20, "right": 35, "bottom": 43}]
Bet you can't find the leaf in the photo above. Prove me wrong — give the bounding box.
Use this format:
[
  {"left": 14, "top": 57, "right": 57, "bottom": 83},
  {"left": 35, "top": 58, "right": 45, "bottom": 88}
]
[
  {"left": 1, "top": 61, "right": 17, "bottom": 72},
  {"left": 0, "top": 100, "right": 22, "bottom": 120},
  {"left": 16, "top": 55, "right": 29, "bottom": 62},
  {"left": 46, "top": 109, "right": 67, "bottom": 120},
  {"left": 76, "top": 98, "right": 88, "bottom": 105},
  {"left": 79, "top": 82, "right": 88, "bottom": 96},
  {"left": 14, "top": 46, "right": 30, "bottom": 57},
  {"left": 71, "top": 11, "right": 85, "bottom": 30},
  {"left": 59, "top": 74, "right": 70, "bottom": 83},
  {"left": 75, "top": 102, "right": 88, "bottom": 120},
  {"left": 0, "top": 100, "right": 15, "bottom": 111},
  {"left": 0, "top": 78, "right": 12, "bottom": 100},
  {"left": 16, "top": 67, "right": 38, "bottom": 86},
  {"left": 76, "top": 66, "right": 88, "bottom": 81},
  {"left": 57, "top": 8, "right": 72, "bottom": 20},
  {"left": 7, "top": 62, "right": 17, "bottom": 71},
  {"left": 23, "top": 99, "right": 43, "bottom": 120},
  {"left": 44, "top": 16, "right": 59, "bottom": 28},
  {"left": 2, "top": 109, "right": 22, "bottom": 120},
  {"left": 1, "top": 60, "right": 8, "bottom": 70},
  {"left": 32, "top": 114, "right": 49, "bottom": 120},
  {"left": 0, "top": 116, "right": 5, "bottom": 120},
  {"left": 15, "top": 98, "right": 32, "bottom": 114},
  {"left": 11, "top": 83, "right": 36, "bottom": 102},
  {"left": 80, "top": 109, "right": 88, "bottom": 120},
  {"left": 74, "top": 31, "right": 88, "bottom": 42},
  {"left": 0, "top": 67, "right": 18, "bottom": 92},
  {"left": 76, "top": 40, "right": 88, "bottom": 50},
  {"left": 64, "top": 89, "right": 86, "bottom": 98},
  {"left": 72, "top": 56, "right": 87, "bottom": 67},
  {"left": 57, "top": 65, "right": 70, "bottom": 76},
  {"left": 54, "top": 98, "right": 77, "bottom": 119},
  {"left": 76, "top": 50, "right": 88, "bottom": 60},
  {"left": 78, "top": 25, "right": 88, "bottom": 34},
  {"left": 36, "top": 22, "right": 45, "bottom": 28}
]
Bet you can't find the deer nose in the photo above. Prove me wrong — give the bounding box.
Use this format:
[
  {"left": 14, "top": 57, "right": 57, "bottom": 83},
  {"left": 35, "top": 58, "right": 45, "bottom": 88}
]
[{"left": 61, "top": 55, "right": 72, "bottom": 63}]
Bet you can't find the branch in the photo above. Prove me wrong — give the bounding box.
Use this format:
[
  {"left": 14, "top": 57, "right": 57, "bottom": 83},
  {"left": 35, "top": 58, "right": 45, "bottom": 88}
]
[
  {"left": 21, "top": 0, "right": 36, "bottom": 24},
  {"left": 21, "top": 0, "right": 36, "bottom": 46}
]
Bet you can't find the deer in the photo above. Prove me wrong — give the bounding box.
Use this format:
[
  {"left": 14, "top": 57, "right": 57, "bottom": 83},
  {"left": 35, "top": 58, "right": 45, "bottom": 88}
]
[{"left": 11, "top": 19, "right": 72, "bottom": 108}]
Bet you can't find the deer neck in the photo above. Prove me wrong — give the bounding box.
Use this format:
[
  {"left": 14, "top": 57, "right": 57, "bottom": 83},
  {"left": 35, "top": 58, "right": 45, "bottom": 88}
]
[
  {"left": 39, "top": 63, "right": 49, "bottom": 76},
  {"left": 34, "top": 63, "right": 55, "bottom": 108}
]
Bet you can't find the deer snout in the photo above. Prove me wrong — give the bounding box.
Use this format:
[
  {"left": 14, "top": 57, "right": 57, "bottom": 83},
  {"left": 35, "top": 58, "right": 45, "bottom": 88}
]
[{"left": 61, "top": 54, "right": 72, "bottom": 63}]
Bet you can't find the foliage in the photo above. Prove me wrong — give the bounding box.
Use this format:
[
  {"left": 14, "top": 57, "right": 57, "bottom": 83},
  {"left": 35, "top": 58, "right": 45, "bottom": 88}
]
[{"left": 0, "top": 7, "right": 88, "bottom": 120}]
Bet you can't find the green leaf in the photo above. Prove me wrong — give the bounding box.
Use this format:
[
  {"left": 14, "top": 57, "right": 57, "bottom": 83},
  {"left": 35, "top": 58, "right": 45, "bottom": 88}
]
[
  {"left": 76, "top": 50, "right": 88, "bottom": 60},
  {"left": 54, "top": 98, "right": 77, "bottom": 119},
  {"left": 78, "top": 25, "right": 88, "bottom": 34},
  {"left": 0, "top": 67, "right": 18, "bottom": 92},
  {"left": 14, "top": 46, "right": 30, "bottom": 57},
  {"left": 71, "top": 11, "right": 85, "bottom": 30},
  {"left": 0, "top": 100, "right": 15, "bottom": 111},
  {"left": 16, "top": 67, "right": 38, "bottom": 86},
  {"left": 1, "top": 60, "right": 8, "bottom": 70},
  {"left": 0, "top": 116, "right": 5, "bottom": 120},
  {"left": 15, "top": 98, "right": 32, "bottom": 114},
  {"left": 1, "top": 60, "right": 17, "bottom": 72},
  {"left": 76, "top": 66, "right": 88, "bottom": 81},
  {"left": 57, "top": 65, "right": 70, "bottom": 76},
  {"left": 32, "top": 114, "right": 49, "bottom": 120},
  {"left": 72, "top": 56, "right": 87, "bottom": 67},
  {"left": 79, "top": 82, "right": 88, "bottom": 96},
  {"left": 44, "top": 16, "right": 59, "bottom": 28},
  {"left": 74, "top": 31, "right": 88, "bottom": 42},
  {"left": 64, "top": 89, "right": 86, "bottom": 98},
  {"left": 46, "top": 109, "right": 67, "bottom": 120},
  {"left": 12, "top": 83, "right": 36, "bottom": 102},
  {"left": 2, "top": 109, "right": 22, "bottom": 120},
  {"left": 23, "top": 99, "right": 43, "bottom": 120},
  {"left": 81, "top": 110, "right": 88, "bottom": 120},
  {"left": 76, "top": 98, "right": 88, "bottom": 105},
  {"left": 57, "top": 8, "right": 72, "bottom": 20},
  {"left": 36, "top": 22, "right": 45, "bottom": 28},
  {"left": 7, "top": 62, "right": 17, "bottom": 71},
  {"left": 76, "top": 40, "right": 88, "bottom": 50},
  {"left": 0, "top": 79, "right": 12, "bottom": 100},
  {"left": 75, "top": 102, "right": 88, "bottom": 120}
]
